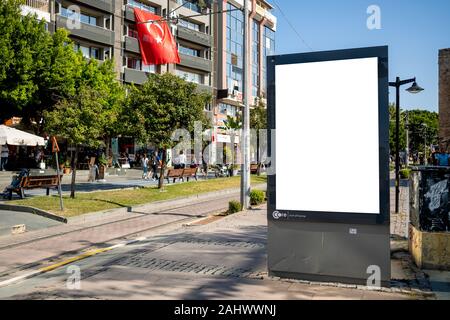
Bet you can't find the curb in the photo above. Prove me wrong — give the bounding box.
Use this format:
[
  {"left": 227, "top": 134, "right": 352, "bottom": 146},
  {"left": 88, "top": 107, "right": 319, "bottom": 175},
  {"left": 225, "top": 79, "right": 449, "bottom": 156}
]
[{"left": 0, "top": 204, "right": 67, "bottom": 224}]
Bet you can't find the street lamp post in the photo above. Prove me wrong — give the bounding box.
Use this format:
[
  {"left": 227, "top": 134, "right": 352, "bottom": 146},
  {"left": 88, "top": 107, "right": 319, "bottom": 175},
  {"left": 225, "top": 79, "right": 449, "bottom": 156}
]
[
  {"left": 389, "top": 77, "right": 424, "bottom": 214},
  {"left": 240, "top": 0, "right": 250, "bottom": 209},
  {"left": 422, "top": 123, "right": 428, "bottom": 165}
]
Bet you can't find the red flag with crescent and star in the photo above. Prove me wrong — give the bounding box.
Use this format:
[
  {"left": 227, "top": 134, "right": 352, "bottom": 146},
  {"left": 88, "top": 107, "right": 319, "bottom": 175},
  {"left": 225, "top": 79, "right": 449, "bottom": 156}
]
[{"left": 134, "top": 8, "right": 180, "bottom": 65}]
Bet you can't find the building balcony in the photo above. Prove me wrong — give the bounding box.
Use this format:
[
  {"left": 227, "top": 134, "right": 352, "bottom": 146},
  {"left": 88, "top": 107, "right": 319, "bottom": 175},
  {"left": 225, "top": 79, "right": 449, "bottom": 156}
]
[
  {"left": 124, "top": 5, "right": 136, "bottom": 21},
  {"left": 56, "top": 15, "right": 115, "bottom": 46},
  {"left": 123, "top": 68, "right": 150, "bottom": 85},
  {"left": 178, "top": 54, "right": 212, "bottom": 73},
  {"left": 177, "top": 26, "right": 212, "bottom": 47},
  {"left": 124, "top": 36, "right": 140, "bottom": 54},
  {"left": 196, "top": 83, "right": 213, "bottom": 94},
  {"left": 75, "top": 0, "right": 114, "bottom": 13},
  {"left": 21, "top": 0, "right": 51, "bottom": 22}
]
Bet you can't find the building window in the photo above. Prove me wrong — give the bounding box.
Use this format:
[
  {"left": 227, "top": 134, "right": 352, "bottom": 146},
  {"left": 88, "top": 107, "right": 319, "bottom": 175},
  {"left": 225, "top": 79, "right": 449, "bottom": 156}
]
[
  {"left": 252, "top": 19, "right": 260, "bottom": 98},
  {"left": 178, "top": 18, "right": 201, "bottom": 32},
  {"left": 127, "top": 24, "right": 139, "bottom": 38},
  {"left": 176, "top": 69, "right": 203, "bottom": 84},
  {"left": 262, "top": 26, "right": 275, "bottom": 95},
  {"left": 74, "top": 43, "right": 102, "bottom": 60},
  {"left": 127, "top": 0, "right": 157, "bottom": 14},
  {"left": 127, "top": 57, "right": 141, "bottom": 70},
  {"left": 127, "top": 56, "right": 156, "bottom": 73},
  {"left": 176, "top": 0, "right": 201, "bottom": 13},
  {"left": 218, "top": 103, "right": 237, "bottom": 117},
  {"left": 61, "top": 7, "right": 98, "bottom": 26},
  {"left": 178, "top": 45, "right": 200, "bottom": 57},
  {"left": 226, "top": 2, "right": 244, "bottom": 94}
]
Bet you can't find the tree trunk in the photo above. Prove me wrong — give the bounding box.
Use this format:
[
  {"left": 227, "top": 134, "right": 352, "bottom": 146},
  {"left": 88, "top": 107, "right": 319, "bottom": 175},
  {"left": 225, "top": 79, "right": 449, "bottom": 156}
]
[
  {"left": 70, "top": 146, "right": 79, "bottom": 199},
  {"left": 158, "top": 149, "right": 167, "bottom": 189},
  {"left": 105, "top": 137, "right": 111, "bottom": 167},
  {"left": 256, "top": 133, "right": 261, "bottom": 176}
]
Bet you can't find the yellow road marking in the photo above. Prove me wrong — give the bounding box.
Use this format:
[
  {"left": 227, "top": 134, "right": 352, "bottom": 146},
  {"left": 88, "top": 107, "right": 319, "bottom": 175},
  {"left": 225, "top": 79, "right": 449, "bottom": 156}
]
[{"left": 39, "top": 247, "right": 113, "bottom": 273}]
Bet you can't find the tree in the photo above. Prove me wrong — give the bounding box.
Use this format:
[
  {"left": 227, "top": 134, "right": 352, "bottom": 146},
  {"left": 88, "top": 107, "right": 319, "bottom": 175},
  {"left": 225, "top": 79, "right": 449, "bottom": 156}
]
[
  {"left": 0, "top": 0, "right": 82, "bottom": 128},
  {"left": 126, "top": 72, "right": 211, "bottom": 189},
  {"left": 43, "top": 59, "right": 125, "bottom": 198},
  {"left": 80, "top": 59, "right": 125, "bottom": 161},
  {"left": 389, "top": 104, "right": 439, "bottom": 162},
  {"left": 250, "top": 100, "right": 267, "bottom": 173},
  {"left": 389, "top": 104, "right": 406, "bottom": 154},
  {"left": 407, "top": 109, "right": 439, "bottom": 156},
  {"left": 44, "top": 86, "right": 110, "bottom": 198}
]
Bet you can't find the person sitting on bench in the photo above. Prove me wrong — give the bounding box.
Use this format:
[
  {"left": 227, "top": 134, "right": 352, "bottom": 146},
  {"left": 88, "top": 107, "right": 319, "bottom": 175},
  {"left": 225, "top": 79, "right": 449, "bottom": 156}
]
[{"left": 2, "top": 169, "right": 29, "bottom": 198}]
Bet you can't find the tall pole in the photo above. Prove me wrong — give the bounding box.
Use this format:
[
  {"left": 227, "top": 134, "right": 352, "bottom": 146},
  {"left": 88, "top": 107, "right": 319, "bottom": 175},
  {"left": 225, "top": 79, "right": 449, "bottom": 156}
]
[
  {"left": 241, "top": 0, "right": 250, "bottom": 209},
  {"left": 424, "top": 125, "right": 428, "bottom": 165},
  {"left": 395, "top": 77, "right": 400, "bottom": 214},
  {"left": 405, "top": 111, "right": 409, "bottom": 167}
]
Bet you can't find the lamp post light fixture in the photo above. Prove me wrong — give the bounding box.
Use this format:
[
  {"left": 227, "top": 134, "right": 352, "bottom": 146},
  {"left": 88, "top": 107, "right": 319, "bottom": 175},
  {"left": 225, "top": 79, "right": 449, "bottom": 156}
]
[{"left": 389, "top": 77, "right": 424, "bottom": 214}]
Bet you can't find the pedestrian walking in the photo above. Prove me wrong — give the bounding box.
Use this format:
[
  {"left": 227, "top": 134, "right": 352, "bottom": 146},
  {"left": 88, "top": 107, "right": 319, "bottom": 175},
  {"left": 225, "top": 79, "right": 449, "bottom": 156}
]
[
  {"left": 151, "top": 151, "right": 160, "bottom": 181},
  {"left": 1, "top": 144, "right": 9, "bottom": 171},
  {"left": 141, "top": 154, "right": 149, "bottom": 180}
]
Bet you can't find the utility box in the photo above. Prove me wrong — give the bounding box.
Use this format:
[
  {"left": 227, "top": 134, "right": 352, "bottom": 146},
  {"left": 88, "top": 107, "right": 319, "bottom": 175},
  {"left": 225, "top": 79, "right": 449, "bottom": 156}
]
[{"left": 409, "top": 166, "right": 450, "bottom": 270}]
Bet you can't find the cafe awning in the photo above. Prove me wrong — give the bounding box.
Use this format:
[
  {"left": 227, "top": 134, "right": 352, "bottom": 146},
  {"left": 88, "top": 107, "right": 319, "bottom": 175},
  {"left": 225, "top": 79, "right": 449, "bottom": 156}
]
[{"left": 0, "top": 125, "right": 45, "bottom": 146}]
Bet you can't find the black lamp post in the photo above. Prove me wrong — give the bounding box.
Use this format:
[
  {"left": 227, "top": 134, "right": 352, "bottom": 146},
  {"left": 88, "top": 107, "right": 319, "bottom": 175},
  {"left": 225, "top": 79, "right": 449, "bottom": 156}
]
[{"left": 389, "top": 77, "right": 424, "bottom": 214}]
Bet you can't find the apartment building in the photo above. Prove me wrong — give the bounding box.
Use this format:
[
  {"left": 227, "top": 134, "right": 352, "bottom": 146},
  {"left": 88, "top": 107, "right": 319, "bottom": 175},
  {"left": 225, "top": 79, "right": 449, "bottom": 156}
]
[
  {"left": 213, "top": 0, "right": 276, "bottom": 144},
  {"left": 20, "top": 0, "right": 276, "bottom": 159},
  {"left": 21, "top": 0, "right": 214, "bottom": 88}
]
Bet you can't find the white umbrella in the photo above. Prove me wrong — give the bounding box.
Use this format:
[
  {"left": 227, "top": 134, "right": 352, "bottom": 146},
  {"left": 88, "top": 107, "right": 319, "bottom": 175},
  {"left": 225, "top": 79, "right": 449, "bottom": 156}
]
[{"left": 0, "top": 125, "right": 45, "bottom": 146}]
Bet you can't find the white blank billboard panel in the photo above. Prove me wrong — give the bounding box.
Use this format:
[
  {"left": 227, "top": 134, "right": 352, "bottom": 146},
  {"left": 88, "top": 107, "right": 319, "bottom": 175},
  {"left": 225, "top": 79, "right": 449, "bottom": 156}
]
[{"left": 275, "top": 57, "right": 380, "bottom": 214}]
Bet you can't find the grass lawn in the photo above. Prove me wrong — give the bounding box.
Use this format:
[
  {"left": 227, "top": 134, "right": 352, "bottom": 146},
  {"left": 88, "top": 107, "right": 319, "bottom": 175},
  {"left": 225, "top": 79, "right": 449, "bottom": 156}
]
[{"left": 10, "top": 176, "right": 267, "bottom": 218}]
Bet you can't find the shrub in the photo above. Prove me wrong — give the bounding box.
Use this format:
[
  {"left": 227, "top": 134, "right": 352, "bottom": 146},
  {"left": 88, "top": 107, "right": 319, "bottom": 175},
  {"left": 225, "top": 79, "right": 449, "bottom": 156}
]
[
  {"left": 228, "top": 201, "right": 242, "bottom": 214},
  {"left": 250, "top": 190, "right": 265, "bottom": 206},
  {"left": 400, "top": 169, "right": 411, "bottom": 180}
]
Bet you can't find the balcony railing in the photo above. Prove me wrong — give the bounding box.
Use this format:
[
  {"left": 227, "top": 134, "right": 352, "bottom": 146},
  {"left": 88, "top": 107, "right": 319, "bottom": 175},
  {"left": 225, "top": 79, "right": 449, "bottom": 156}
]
[{"left": 25, "top": 0, "right": 49, "bottom": 11}]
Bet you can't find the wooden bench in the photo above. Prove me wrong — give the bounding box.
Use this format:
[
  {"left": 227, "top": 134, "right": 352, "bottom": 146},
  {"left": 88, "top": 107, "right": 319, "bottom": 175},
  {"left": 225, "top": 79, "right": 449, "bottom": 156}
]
[
  {"left": 7, "top": 175, "right": 62, "bottom": 200},
  {"left": 181, "top": 167, "right": 198, "bottom": 182},
  {"left": 166, "top": 168, "right": 185, "bottom": 184},
  {"left": 166, "top": 167, "right": 198, "bottom": 184},
  {"left": 250, "top": 164, "right": 259, "bottom": 174}
]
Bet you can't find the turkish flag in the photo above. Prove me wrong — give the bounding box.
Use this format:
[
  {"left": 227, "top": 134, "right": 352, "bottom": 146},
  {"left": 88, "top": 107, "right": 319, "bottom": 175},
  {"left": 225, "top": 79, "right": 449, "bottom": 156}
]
[{"left": 134, "top": 8, "right": 180, "bottom": 65}]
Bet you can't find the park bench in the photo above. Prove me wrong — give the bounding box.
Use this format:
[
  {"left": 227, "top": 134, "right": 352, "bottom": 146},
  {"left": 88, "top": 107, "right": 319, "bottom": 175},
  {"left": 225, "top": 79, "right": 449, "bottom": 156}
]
[
  {"left": 250, "top": 164, "right": 259, "bottom": 174},
  {"left": 7, "top": 175, "right": 63, "bottom": 200},
  {"left": 166, "top": 167, "right": 199, "bottom": 184},
  {"left": 166, "top": 168, "right": 185, "bottom": 184},
  {"left": 181, "top": 167, "right": 198, "bottom": 182}
]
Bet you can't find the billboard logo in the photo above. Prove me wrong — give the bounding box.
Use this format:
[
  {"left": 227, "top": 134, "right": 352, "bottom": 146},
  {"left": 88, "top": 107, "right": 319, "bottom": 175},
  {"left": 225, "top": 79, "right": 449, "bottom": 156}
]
[{"left": 272, "top": 211, "right": 287, "bottom": 220}]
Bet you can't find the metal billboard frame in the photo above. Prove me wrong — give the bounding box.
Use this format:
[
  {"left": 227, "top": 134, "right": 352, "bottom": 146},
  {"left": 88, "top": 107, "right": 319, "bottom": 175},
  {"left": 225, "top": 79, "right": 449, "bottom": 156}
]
[{"left": 267, "top": 46, "right": 390, "bottom": 226}]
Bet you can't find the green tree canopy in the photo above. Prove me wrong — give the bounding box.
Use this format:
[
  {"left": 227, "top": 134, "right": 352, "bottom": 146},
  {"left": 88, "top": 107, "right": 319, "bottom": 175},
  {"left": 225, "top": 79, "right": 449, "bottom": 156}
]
[
  {"left": 0, "top": 0, "right": 83, "bottom": 128},
  {"left": 389, "top": 104, "right": 439, "bottom": 158},
  {"left": 126, "top": 72, "right": 211, "bottom": 188}
]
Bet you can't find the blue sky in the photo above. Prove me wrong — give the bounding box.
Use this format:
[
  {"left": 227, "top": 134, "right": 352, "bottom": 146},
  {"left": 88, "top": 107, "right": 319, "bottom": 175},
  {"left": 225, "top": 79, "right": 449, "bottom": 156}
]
[{"left": 270, "top": 0, "right": 450, "bottom": 112}]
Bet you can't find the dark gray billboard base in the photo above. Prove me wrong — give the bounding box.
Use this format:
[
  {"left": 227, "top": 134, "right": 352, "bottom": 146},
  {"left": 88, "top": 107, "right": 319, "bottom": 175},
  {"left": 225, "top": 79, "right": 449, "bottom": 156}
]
[{"left": 268, "top": 221, "right": 391, "bottom": 288}]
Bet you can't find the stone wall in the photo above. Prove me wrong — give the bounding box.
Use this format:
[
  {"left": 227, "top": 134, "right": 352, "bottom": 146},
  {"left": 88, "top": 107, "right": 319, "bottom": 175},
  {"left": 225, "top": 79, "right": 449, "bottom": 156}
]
[{"left": 439, "top": 49, "right": 450, "bottom": 150}]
